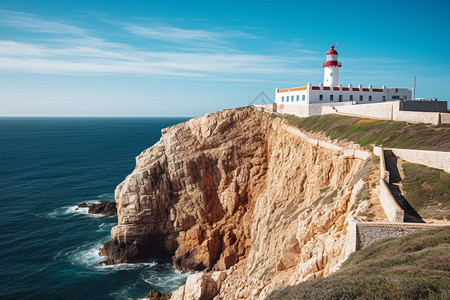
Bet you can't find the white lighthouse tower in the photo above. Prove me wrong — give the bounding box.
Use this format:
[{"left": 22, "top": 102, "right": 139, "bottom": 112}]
[{"left": 323, "top": 45, "right": 342, "bottom": 87}]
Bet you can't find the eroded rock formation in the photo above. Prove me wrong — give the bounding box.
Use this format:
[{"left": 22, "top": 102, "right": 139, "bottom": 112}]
[{"left": 100, "top": 107, "right": 383, "bottom": 299}]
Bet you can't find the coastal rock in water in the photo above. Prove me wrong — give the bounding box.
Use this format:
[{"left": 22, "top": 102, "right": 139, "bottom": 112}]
[
  {"left": 102, "top": 107, "right": 383, "bottom": 298},
  {"left": 140, "top": 290, "right": 170, "bottom": 300},
  {"left": 77, "top": 201, "right": 117, "bottom": 216},
  {"left": 98, "top": 240, "right": 140, "bottom": 265}
]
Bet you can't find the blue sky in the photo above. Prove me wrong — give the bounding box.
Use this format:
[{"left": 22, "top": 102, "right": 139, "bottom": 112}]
[{"left": 0, "top": 0, "right": 449, "bottom": 116}]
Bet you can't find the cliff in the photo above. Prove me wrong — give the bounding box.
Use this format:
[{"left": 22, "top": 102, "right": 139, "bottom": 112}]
[{"left": 100, "top": 107, "right": 384, "bottom": 299}]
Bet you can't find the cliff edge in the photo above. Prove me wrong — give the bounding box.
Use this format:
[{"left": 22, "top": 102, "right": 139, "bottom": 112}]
[{"left": 100, "top": 107, "right": 383, "bottom": 299}]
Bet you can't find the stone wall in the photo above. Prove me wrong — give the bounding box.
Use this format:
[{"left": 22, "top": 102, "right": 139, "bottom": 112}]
[
  {"left": 355, "top": 221, "right": 448, "bottom": 250},
  {"left": 308, "top": 102, "right": 353, "bottom": 116},
  {"left": 325, "top": 102, "right": 395, "bottom": 119},
  {"left": 375, "top": 146, "right": 450, "bottom": 173},
  {"left": 254, "top": 104, "right": 277, "bottom": 113},
  {"left": 394, "top": 110, "right": 441, "bottom": 125},
  {"left": 322, "top": 101, "right": 450, "bottom": 125},
  {"left": 441, "top": 112, "right": 450, "bottom": 124},
  {"left": 399, "top": 100, "right": 447, "bottom": 112},
  {"left": 376, "top": 147, "right": 404, "bottom": 222},
  {"left": 378, "top": 179, "right": 404, "bottom": 222},
  {"left": 344, "top": 220, "right": 449, "bottom": 258},
  {"left": 280, "top": 124, "right": 371, "bottom": 160}
]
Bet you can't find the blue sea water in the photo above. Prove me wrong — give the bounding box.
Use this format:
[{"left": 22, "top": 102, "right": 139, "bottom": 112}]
[{"left": 0, "top": 117, "right": 190, "bottom": 300}]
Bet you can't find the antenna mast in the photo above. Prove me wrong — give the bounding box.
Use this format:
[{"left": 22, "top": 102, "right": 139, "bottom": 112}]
[{"left": 413, "top": 76, "right": 416, "bottom": 100}]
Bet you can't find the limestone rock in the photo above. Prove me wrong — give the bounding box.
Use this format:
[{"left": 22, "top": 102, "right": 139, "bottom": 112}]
[
  {"left": 171, "top": 272, "right": 226, "bottom": 300},
  {"left": 100, "top": 107, "right": 383, "bottom": 299}
]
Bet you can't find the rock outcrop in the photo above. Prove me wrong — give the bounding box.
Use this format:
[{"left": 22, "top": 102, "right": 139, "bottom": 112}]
[
  {"left": 101, "top": 107, "right": 383, "bottom": 299},
  {"left": 77, "top": 201, "right": 117, "bottom": 216}
]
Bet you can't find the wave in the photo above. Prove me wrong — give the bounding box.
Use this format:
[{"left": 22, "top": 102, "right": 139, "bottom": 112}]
[
  {"left": 64, "top": 242, "right": 106, "bottom": 267},
  {"left": 96, "top": 222, "right": 114, "bottom": 232},
  {"left": 97, "top": 193, "right": 115, "bottom": 200},
  {"left": 142, "top": 270, "right": 190, "bottom": 293},
  {"left": 100, "top": 261, "right": 158, "bottom": 271}
]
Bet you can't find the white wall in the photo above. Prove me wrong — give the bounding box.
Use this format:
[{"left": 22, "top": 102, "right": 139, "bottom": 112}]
[{"left": 380, "top": 147, "right": 450, "bottom": 173}]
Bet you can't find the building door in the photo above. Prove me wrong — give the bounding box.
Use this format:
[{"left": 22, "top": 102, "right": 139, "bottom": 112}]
[{"left": 339, "top": 95, "right": 343, "bottom": 102}]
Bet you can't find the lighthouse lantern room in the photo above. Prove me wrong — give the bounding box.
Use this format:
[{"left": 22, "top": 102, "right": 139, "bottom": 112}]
[{"left": 323, "top": 45, "right": 342, "bottom": 87}]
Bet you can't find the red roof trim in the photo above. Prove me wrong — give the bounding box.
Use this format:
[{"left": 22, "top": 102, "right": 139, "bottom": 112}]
[{"left": 322, "top": 61, "right": 342, "bottom": 68}]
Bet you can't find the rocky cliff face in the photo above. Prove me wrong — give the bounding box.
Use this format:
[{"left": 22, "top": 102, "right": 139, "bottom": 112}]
[{"left": 101, "top": 107, "right": 382, "bottom": 299}]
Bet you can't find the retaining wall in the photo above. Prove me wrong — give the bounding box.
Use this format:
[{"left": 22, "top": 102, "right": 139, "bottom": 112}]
[
  {"left": 376, "top": 147, "right": 404, "bottom": 222},
  {"left": 393, "top": 110, "right": 441, "bottom": 125},
  {"left": 375, "top": 146, "right": 450, "bottom": 173},
  {"left": 280, "top": 124, "right": 371, "bottom": 160},
  {"left": 322, "top": 101, "right": 450, "bottom": 125},
  {"left": 378, "top": 179, "right": 404, "bottom": 222},
  {"left": 345, "top": 220, "right": 449, "bottom": 258}
]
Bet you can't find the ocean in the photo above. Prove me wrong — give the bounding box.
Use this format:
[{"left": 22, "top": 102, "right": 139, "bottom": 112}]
[{"left": 0, "top": 117, "right": 190, "bottom": 300}]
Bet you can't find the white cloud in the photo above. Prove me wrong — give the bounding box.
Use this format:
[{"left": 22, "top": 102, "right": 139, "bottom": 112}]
[
  {"left": 0, "top": 10, "right": 87, "bottom": 36},
  {"left": 0, "top": 10, "right": 319, "bottom": 80}
]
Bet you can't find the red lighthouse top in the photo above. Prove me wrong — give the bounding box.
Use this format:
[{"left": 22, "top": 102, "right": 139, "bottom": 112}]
[
  {"left": 327, "top": 45, "right": 338, "bottom": 55},
  {"left": 323, "top": 45, "right": 342, "bottom": 68}
]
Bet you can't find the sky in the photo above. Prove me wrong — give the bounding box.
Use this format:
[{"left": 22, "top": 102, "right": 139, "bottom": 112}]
[{"left": 0, "top": 0, "right": 449, "bottom": 117}]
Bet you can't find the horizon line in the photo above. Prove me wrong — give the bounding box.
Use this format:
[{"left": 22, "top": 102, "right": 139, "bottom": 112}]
[{"left": 0, "top": 115, "right": 195, "bottom": 118}]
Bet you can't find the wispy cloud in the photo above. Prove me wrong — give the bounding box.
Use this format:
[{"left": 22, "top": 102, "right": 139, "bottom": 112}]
[
  {"left": 0, "top": 10, "right": 318, "bottom": 80},
  {"left": 126, "top": 24, "right": 222, "bottom": 43},
  {"left": 0, "top": 10, "right": 86, "bottom": 35}
]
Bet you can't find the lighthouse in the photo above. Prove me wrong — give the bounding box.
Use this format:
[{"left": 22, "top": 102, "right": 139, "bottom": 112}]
[{"left": 323, "top": 45, "right": 342, "bottom": 87}]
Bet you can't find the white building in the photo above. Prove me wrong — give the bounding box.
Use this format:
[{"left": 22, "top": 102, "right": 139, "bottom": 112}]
[{"left": 275, "top": 45, "right": 412, "bottom": 117}]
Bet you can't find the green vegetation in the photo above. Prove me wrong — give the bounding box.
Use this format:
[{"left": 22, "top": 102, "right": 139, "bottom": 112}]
[
  {"left": 313, "top": 188, "right": 338, "bottom": 206},
  {"left": 267, "top": 227, "right": 450, "bottom": 300},
  {"left": 319, "top": 187, "right": 330, "bottom": 193},
  {"left": 284, "top": 114, "right": 450, "bottom": 151},
  {"left": 402, "top": 163, "right": 450, "bottom": 220},
  {"left": 259, "top": 267, "right": 269, "bottom": 280},
  {"left": 312, "top": 196, "right": 324, "bottom": 206}
]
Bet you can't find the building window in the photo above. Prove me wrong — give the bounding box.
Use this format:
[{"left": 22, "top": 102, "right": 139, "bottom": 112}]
[
  {"left": 403, "top": 96, "right": 407, "bottom": 100},
  {"left": 296, "top": 95, "right": 299, "bottom": 101},
  {"left": 350, "top": 95, "right": 353, "bottom": 101},
  {"left": 330, "top": 72, "right": 333, "bottom": 76},
  {"left": 282, "top": 96, "right": 284, "bottom": 102},
  {"left": 382, "top": 96, "right": 386, "bottom": 101},
  {"left": 302, "top": 95, "right": 305, "bottom": 101},
  {"left": 291, "top": 95, "right": 294, "bottom": 102},
  {"left": 395, "top": 88, "right": 398, "bottom": 93},
  {"left": 339, "top": 95, "right": 343, "bottom": 102},
  {"left": 359, "top": 95, "right": 363, "bottom": 101},
  {"left": 369, "top": 95, "right": 372, "bottom": 101},
  {"left": 319, "top": 95, "right": 323, "bottom": 101},
  {"left": 330, "top": 95, "right": 333, "bottom": 101}
]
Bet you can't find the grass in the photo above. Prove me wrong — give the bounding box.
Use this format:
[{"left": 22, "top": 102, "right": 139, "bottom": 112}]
[
  {"left": 284, "top": 114, "right": 450, "bottom": 151},
  {"left": 401, "top": 163, "right": 450, "bottom": 220},
  {"left": 266, "top": 227, "right": 450, "bottom": 300}
]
